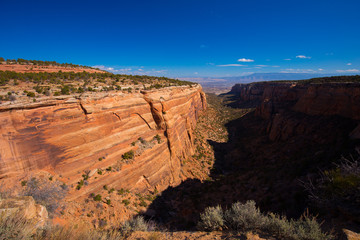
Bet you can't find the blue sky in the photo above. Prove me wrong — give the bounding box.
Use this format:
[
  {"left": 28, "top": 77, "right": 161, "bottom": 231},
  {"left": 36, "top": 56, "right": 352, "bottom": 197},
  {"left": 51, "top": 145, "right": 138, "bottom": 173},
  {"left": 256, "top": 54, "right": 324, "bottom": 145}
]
[{"left": 1, "top": 0, "right": 359, "bottom": 77}]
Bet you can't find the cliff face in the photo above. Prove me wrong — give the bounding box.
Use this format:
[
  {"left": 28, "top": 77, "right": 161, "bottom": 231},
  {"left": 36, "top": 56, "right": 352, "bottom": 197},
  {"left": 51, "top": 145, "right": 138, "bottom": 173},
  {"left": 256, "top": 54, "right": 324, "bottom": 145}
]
[
  {"left": 230, "top": 82, "right": 360, "bottom": 141},
  {"left": 0, "top": 85, "right": 206, "bottom": 196}
]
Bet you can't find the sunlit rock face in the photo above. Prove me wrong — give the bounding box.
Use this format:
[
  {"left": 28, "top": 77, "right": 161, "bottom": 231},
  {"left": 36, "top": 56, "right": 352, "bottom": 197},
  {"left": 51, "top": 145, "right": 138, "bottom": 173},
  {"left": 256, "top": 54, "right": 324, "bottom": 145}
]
[{"left": 0, "top": 85, "right": 206, "bottom": 198}]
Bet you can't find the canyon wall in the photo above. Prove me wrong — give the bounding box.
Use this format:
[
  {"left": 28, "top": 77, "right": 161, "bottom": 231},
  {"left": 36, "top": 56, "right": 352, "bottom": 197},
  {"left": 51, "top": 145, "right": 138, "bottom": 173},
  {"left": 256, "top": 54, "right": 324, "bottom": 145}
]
[
  {"left": 0, "top": 85, "right": 206, "bottom": 197},
  {"left": 229, "top": 82, "right": 360, "bottom": 141}
]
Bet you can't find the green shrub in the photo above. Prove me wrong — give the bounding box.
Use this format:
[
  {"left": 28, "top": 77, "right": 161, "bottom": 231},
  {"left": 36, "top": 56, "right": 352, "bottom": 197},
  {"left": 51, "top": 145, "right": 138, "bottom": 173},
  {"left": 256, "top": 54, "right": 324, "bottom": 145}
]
[
  {"left": 93, "top": 194, "right": 102, "bottom": 201},
  {"left": 153, "top": 134, "right": 161, "bottom": 144},
  {"left": 26, "top": 92, "right": 35, "bottom": 97},
  {"left": 76, "top": 180, "right": 84, "bottom": 190},
  {"left": 122, "top": 199, "right": 130, "bottom": 206},
  {"left": 122, "top": 150, "right": 134, "bottom": 160},
  {"left": 117, "top": 188, "right": 126, "bottom": 195},
  {"left": 139, "top": 200, "right": 148, "bottom": 207},
  {"left": 60, "top": 85, "right": 71, "bottom": 95}
]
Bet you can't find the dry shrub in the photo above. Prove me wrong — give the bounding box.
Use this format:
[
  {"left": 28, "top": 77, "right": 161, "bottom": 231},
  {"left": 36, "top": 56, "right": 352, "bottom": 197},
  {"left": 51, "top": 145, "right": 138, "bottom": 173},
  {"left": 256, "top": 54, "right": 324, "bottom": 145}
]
[
  {"left": 197, "top": 205, "right": 224, "bottom": 231},
  {"left": 22, "top": 177, "right": 67, "bottom": 215},
  {"left": 0, "top": 211, "right": 36, "bottom": 240},
  {"left": 33, "top": 224, "right": 124, "bottom": 240},
  {"left": 198, "top": 200, "right": 334, "bottom": 240}
]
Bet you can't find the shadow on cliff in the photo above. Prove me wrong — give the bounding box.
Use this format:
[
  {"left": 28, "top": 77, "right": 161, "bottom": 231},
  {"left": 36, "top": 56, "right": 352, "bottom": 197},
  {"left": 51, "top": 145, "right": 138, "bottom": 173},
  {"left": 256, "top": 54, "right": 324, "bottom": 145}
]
[{"left": 144, "top": 109, "right": 358, "bottom": 231}]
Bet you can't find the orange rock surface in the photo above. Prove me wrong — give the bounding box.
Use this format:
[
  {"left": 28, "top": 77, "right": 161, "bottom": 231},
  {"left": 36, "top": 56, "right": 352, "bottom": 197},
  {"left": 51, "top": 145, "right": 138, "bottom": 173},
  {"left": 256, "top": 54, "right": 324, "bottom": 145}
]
[{"left": 0, "top": 85, "right": 206, "bottom": 199}]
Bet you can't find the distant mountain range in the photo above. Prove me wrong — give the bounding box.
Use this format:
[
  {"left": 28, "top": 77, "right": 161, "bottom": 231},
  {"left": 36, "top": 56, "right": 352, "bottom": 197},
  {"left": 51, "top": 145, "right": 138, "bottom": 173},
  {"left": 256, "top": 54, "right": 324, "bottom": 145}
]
[
  {"left": 179, "top": 72, "right": 353, "bottom": 94},
  {"left": 221, "top": 73, "right": 339, "bottom": 83},
  {"left": 181, "top": 73, "right": 347, "bottom": 85}
]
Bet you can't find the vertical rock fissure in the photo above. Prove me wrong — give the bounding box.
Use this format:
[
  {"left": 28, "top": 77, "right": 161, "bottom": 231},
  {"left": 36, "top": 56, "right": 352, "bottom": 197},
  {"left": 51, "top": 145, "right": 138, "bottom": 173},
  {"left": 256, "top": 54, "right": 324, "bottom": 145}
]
[
  {"left": 160, "top": 100, "right": 176, "bottom": 184},
  {"left": 142, "top": 94, "right": 176, "bottom": 184},
  {"left": 78, "top": 99, "right": 89, "bottom": 115},
  {"left": 143, "top": 175, "right": 151, "bottom": 188}
]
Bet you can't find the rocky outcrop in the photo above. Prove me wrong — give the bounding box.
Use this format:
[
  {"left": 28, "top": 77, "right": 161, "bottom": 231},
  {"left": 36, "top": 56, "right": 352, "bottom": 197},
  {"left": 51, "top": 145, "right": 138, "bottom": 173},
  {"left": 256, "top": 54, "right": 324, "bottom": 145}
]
[
  {"left": 0, "top": 85, "right": 206, "bottom": 197},
  {"left": 230, "top": 82, "right": 360, "bottom": 141},
  {"left": 0, "top": 196, "right": 48, "bottom": 226}
]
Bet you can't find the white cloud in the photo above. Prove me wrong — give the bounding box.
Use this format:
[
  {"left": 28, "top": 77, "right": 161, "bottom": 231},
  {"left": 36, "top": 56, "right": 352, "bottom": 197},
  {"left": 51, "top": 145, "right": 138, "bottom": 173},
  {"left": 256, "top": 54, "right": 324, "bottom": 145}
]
[
  {"left": 92, "top": 65, "right": 170, "bottom": 76},
  {"left": 280, "top": 68, "right": 316, "bottom": 73},
  {"left": 336, "top": 69, "right": 359, "bottom": 73},
  {"left": 256, "top": 65, "right": 268, "bottom": 67},
  {"left": 318, "top": 68, "right": 324, "bottom": 71},
  {"left": 284, "top": 58, "right": 292, "bottom": 61},
  {"left": 238, "top": 58, "right": 254, "bottom": 62},
  {"left": 194, "top": 72, "right": 199, "bottom": 75},
  {"left": 217, "top": 64, "right": 246, "bottom": 67},
  {"left": 347, "top": 63, "right": 352, "bottom": 65},
  {"left": 296, "top": 55, "right": 311, "bottom": 59},
  {"left": 92, "top": 65, "right": 117, "bottom": 71}
]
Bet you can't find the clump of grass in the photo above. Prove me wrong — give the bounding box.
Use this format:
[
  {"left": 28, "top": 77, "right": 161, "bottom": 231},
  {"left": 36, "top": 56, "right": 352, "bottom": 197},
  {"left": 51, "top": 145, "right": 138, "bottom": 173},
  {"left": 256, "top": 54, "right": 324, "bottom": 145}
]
[
  {"left": 303, "top": 151, "right": 360, "bottom": 222},
  {"left": 0, "top": 213, "right": 36, "bottom": 240}
]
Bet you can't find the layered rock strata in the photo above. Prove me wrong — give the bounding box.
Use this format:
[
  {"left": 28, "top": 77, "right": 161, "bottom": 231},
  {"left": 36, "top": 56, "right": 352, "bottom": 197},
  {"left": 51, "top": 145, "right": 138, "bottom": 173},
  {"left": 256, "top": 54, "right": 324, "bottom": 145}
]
[
  {"left": 229, "top": 82, "right": 360, "bottom": 141},
  {"left": 0, "top": 85, "right": 206, "bottom": 197}
]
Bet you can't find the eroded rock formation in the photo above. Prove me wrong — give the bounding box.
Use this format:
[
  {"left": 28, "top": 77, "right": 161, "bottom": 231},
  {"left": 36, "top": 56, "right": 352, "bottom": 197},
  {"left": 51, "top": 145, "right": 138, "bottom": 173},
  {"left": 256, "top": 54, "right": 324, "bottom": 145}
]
[
  {"left": 229, "top": 82, "right": 360, "bottom": 141},
  {"left": 0, "top": 196, "right": 48, "bottom": 227},
  {"left": 0, "top": 85, "right": 206, "bottom": 198}
]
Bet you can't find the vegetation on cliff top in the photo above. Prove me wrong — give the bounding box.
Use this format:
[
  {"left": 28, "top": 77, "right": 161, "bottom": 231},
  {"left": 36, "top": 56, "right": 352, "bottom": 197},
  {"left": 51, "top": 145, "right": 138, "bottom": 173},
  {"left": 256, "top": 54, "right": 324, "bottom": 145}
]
[
  {"left": 256, "top": 75, "right": 360, "bottom": 84},
  {"left": 0, "top": 57, "right": 99, "bottom": 70},
  {"left": 0, "top": 70, "right": 195, "bottom": 102},
  {"left": 0, "top": 58, "right": 196, "bottom": 102}
]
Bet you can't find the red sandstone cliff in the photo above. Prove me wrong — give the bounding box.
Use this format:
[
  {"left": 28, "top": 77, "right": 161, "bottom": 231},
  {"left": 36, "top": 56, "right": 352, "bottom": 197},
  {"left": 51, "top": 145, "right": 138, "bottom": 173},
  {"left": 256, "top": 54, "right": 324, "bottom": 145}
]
[
  {"left": 0, "top": 85, "right": 206, "bottom": 197},
  {"left": 229, "top": 82, "right": 360, "bottom": 141}
]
